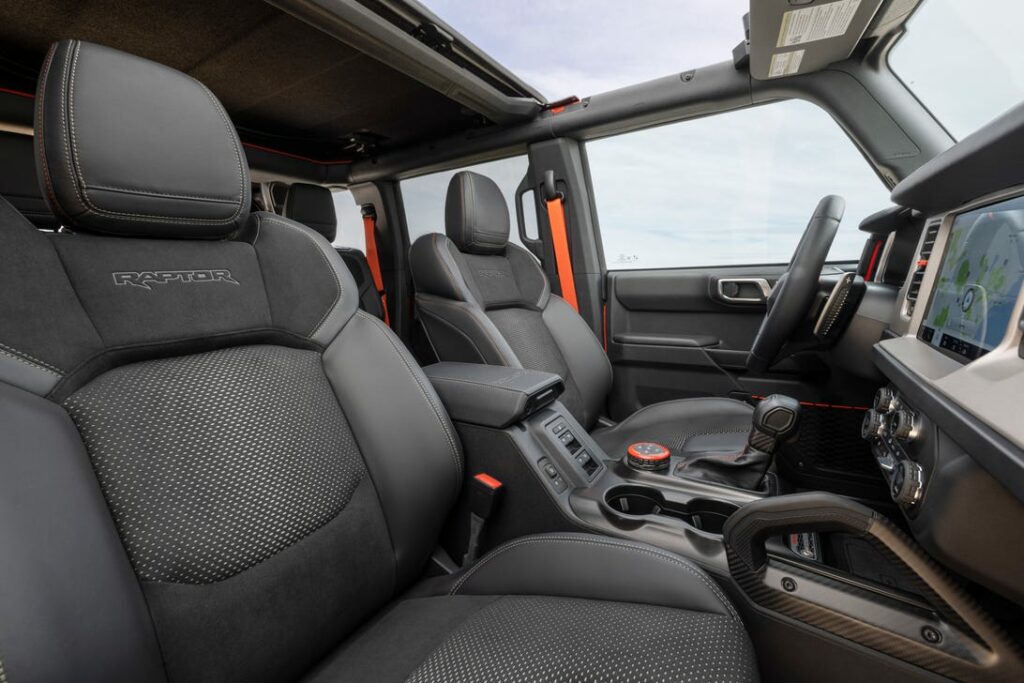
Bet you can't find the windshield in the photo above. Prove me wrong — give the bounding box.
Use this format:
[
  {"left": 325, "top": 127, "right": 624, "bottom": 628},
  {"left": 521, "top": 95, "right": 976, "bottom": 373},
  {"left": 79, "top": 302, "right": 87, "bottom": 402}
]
[{"left": 889, "top": 0, "right": 1024, "bottom": 140}]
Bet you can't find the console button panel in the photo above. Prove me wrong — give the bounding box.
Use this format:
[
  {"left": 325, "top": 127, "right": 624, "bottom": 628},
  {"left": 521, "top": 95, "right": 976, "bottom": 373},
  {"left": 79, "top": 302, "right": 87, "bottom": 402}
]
[{"left": 546, "top": 418, "right": 600, "bottom": 477}]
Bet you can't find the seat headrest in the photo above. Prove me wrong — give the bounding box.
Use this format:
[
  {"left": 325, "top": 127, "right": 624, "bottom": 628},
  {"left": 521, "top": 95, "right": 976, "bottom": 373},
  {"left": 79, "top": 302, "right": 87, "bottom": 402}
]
[
  {"left": 0, "top": 131, "right": 59, "bottom": 229},
  {"left": 35, "top": 40, "right": 250, "bottom": 239},
  {"left": 445, "top": 171, "right": 509, "bottom": 255},
  {"left": 283, "top": 183, "right": 336, "bottom": 242}
]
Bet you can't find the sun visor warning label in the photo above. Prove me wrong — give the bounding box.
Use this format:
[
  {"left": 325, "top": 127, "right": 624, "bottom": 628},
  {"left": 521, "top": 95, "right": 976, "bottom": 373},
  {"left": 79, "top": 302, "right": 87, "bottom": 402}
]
[
  {"left": 778, "top": 0, "right": 862, "bottom": 47},
  {"left": 768, "top": 50, "right": 805, "bottom": 78}
]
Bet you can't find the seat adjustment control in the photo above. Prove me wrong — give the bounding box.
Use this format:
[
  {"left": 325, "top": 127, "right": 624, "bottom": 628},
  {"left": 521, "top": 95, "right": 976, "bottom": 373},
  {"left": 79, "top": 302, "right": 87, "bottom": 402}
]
[{"left": 537, "top": 458, "right": 567, "bottom": 493}]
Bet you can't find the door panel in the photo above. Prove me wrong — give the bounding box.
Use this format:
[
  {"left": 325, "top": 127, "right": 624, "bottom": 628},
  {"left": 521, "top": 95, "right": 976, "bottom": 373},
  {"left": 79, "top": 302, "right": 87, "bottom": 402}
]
[{"left": 606, "top": 264, "right": 810, "bottom": 420}]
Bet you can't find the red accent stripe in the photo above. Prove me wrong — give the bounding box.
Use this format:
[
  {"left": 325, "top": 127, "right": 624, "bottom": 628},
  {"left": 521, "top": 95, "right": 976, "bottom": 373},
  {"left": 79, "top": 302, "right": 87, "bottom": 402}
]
[
  {"left": 750, "top": 395, "right": 869, "bottom": 411},
  {"left": 864, "top": 238, "right": 883, "bottom": 280},
  {"left": 474, "top": 473, "right": 503, "bottom": 490},
  {"left": 627, "top": 443, "right": 671, "bottom": 460},
  {"left": 0, "top": 86, "right": 35, "bottom": 100},
  {"left": 241, "top": 142, "right": 352, "bottom": 165}
]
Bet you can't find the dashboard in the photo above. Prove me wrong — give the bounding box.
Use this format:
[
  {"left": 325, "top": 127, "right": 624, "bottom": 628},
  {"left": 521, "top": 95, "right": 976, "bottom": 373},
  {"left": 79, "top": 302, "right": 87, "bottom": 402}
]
[{"left": 858, "top": 103, "right": 1024, "bottom": 606}]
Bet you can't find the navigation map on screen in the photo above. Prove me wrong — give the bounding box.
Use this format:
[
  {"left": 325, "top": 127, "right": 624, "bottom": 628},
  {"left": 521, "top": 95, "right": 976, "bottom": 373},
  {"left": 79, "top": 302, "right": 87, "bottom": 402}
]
[{"left": 920, "top": 195, "right": 1024, "bottom": 362}]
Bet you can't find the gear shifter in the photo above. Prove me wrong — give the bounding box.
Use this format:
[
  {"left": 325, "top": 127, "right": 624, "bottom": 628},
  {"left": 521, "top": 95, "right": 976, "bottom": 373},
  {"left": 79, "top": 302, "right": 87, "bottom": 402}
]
[{"left": 674, "top": 395, "right": 801, "bottom": 491}]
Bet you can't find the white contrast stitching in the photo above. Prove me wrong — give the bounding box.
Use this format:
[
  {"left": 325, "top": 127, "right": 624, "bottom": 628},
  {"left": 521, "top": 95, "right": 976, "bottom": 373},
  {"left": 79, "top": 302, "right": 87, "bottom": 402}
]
[
  {"left": 0, "top": 342, "right": 63, "bottom": 375},
  {"left": 86, "top": 185, "right": 240, "bottom": 202},
  {"left": 451, "top": 534, "right": 741, "bottom": 623},
  {"left": 64, "top": 42, "right": 245, "bottom": 225},
  {"left": 259, "top": 215, "right": 343, "bottom": 338}
]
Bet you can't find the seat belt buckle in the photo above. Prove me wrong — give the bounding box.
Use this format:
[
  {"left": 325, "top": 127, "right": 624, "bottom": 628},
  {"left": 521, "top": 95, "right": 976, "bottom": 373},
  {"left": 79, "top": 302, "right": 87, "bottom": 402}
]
[{"left": 463, "top": 473, "right": 503, "bottom": 566}]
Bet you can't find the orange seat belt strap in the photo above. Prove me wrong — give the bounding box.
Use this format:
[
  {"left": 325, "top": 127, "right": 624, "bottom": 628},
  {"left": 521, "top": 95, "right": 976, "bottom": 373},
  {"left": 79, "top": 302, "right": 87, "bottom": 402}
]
[
  {"left": 545, "top": 194, "right": 579, "bottom": 312},
  {"left": 362, "top": 211, "right": 390, "bottom": 326}
]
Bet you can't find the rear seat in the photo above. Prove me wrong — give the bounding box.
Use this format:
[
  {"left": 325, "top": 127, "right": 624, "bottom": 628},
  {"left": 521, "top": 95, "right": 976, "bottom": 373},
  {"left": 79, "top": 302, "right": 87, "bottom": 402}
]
[
  {"left": 0, "top": 131, "right": 59, "bottom": 229},
  {"left": 283, "top": 182, "right": 385, "bottom": 320}
]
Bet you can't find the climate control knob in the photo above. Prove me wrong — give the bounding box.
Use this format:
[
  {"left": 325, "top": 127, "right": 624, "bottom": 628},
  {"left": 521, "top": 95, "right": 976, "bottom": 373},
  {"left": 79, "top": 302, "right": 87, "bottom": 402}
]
[
  {"left": 873, "top": 387, "right": 898, "bottom": 413},
  {"left": 889, "top": 410, "right": 920, "bottom": 441},
  {"left": 891, "top": 460, "right": 924, "bottom": 507},
  {"left": 861, "top": 410, "right": 886, "bottom": 440}
]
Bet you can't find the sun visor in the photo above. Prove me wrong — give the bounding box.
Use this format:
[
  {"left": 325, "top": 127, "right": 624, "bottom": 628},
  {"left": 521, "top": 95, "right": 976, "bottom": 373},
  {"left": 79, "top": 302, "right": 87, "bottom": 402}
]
[{"left": 748, "top": 0, "right": 884, "bottom": 80}]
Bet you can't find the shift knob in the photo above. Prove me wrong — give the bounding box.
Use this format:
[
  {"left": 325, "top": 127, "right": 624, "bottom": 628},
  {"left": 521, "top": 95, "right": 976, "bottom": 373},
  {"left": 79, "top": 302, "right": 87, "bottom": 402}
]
[{"left": 748, "top": 394, "right": 801, "bottom": 453}]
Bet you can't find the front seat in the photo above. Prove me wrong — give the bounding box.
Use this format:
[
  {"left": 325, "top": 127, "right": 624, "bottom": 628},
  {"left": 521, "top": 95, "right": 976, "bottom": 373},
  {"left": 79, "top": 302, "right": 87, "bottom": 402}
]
[
  {"left": 0, "top": 40, "right": 757, "bottom": 683},
  {"left": 283, "top": 181, "right": 386, "bottom": 320},
  {"left": 410, "top": 171, "right": 755, "bottom": 461}
]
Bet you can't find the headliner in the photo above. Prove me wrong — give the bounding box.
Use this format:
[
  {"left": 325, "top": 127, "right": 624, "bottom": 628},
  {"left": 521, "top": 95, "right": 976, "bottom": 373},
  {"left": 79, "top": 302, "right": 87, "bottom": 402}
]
[{"left": 0, "top": 0, "right": 502, "bottom": 163}]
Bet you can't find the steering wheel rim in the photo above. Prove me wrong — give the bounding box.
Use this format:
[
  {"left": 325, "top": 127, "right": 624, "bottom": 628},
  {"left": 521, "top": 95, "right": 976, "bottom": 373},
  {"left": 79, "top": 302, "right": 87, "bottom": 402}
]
[{"left": 747, "top": 195, "right": 845, "bottom": 373}]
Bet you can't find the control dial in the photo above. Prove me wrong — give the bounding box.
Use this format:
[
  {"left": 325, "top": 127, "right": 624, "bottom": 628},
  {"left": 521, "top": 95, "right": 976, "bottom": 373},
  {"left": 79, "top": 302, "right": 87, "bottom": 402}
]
[
  {"left": 861, "top": 410, "right": 886, "bottom": 440},
  {"left": 873, "top": 387, "right": 898, "bottom": 413},
  {"left": 626, "top": 442, "right": 671, "bottom": 471},
  {"left": 891, "top": 460, "right": 924, "bottom": 507},
  {"left": 889, "top": 410, "right": 920, "bottom": 441}
]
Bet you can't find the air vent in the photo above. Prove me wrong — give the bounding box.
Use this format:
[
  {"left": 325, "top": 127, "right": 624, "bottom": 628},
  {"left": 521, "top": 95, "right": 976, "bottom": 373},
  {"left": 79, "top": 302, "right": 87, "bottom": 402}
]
[{"left": 905, "top": 220, "right": 940, "bottom": 315}]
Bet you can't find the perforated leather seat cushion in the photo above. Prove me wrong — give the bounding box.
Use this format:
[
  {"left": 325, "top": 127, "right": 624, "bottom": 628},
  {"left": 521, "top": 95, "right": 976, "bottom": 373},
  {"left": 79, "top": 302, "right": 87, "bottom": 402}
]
[
  {"left": 64, "top": 344, "right": 366, "bottom": 583},
  {"left": 306, "top": 594, "right": 756, "bottom": 683}
]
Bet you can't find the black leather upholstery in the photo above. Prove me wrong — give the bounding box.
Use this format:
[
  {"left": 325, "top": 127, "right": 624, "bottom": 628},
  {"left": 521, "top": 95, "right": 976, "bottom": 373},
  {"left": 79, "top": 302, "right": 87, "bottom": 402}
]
[
  {"left": 0, "top": 131, "right": 59, "bottom": 229},
  {"left": 283, "top": 182, "right": 337, "bottom": 241},
  {"left": 445, "top": 171, "right": 510, "bottom": 254},
  {"left": 0, "top": 40, "right": 755, "bottom": 683},
  {"left": 423, "top": 362, "right": 564, "bottom": 429},
  {"left": 35, "top": 40, "right": 250, "bottom": 238},
  {"left": 410, "top": 172, "right": 754, "bottom": 455},
  {"left": 591, "top": 397, "right": 755, "bottom": 461}
]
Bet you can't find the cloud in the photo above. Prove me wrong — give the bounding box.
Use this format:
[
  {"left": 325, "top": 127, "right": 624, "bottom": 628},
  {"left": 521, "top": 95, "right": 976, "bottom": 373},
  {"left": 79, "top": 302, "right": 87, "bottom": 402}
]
[
  {"left": 405, "top": 1, "right": 899, "bottom": 271},
  {"left": 423, "top": 0, "right": 749, "bottom": 99}
]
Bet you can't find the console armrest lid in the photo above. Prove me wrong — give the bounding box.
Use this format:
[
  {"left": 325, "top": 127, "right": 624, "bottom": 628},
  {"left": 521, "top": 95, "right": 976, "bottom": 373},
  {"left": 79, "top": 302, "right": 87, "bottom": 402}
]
[{"left": 423, "top": 362, "right": 564, "bottom": 428}]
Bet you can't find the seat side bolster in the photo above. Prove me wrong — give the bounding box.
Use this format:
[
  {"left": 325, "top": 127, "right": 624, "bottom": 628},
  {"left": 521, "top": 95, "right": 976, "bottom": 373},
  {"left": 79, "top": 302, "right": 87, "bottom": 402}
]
[
  {"left": 0, "top": 381, "right": 167, "bottom": 683},
  {"left": 541, "top": 296, "right": 612, "bottom": 428},
  {"left": 415, "top": 293, "right": 522, "bottom": 367},
  {"left": 410, "top": 233, "right": 478, "bottom": 303},
  {"left": 323, "top": 311, "right": 464, "bottom": 587},
  {"left": 449, "top": 533, "right": 742, "bottom": 623}
]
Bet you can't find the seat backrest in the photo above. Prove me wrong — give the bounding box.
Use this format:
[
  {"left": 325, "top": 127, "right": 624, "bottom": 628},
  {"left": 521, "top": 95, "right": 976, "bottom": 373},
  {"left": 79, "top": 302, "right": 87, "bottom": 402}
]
[
  {"left": 410, "top": 170, "right": 611, "bottom": 429},
  {"left": 0, "top": 129, "right": 59, "bottom": 228},
  {"left": 0, "top": 40, "right": 461, "bottom": 683},
  {"left": 284, "top": 181, "right": 385, "bottom": 320}
]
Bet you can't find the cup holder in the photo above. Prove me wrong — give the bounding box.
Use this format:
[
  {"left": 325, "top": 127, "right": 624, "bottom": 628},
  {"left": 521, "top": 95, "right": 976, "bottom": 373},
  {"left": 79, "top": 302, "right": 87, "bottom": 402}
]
[
  {"left": 604, "top": 485, "right": 739, "bottom": 534},
  {"left": 687, "top": 498, "right": 740, "bottom": 535}
]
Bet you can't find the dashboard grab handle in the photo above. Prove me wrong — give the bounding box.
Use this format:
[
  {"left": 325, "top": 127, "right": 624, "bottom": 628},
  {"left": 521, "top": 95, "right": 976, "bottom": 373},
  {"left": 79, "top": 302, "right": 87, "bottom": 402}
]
[{"left": 723, "top": 492, "right": 876, "bottom": 572}]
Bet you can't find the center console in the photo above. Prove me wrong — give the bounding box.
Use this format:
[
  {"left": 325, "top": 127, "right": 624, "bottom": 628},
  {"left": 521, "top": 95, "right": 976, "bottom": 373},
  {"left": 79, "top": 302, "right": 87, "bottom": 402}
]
[
  {"left": 423, "top": 361, "right": 1024, "bottom": 683},
  {"left": 424, "top": 361, "right": 764, "bottom": 575}
]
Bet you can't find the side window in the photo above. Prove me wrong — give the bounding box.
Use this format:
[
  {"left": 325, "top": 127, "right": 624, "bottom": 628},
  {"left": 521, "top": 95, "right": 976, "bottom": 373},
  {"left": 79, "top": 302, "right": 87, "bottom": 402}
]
[
  {"left": 401, "top": 154, "right": 530, "bottom": 248},
  {"left": 587, "top": 100, "right": 892, "bottom": 270},
  {"left": 331, "top": 189, "right": 366, "bottom": 252}
]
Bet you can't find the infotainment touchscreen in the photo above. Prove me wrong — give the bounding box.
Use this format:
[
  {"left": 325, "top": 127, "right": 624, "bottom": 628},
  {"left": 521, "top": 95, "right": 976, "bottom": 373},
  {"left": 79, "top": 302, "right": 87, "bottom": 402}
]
[{"left": 919, "top": 194, "right": 1024, "bottom": 362}]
